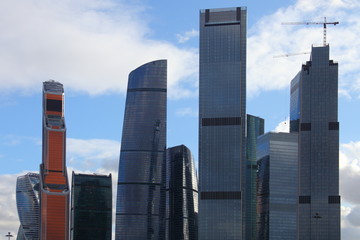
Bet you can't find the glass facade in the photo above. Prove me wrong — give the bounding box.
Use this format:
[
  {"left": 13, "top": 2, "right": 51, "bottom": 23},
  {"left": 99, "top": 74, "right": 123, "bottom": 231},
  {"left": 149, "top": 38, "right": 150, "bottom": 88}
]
[
  {"left": 166, "top": 145, "right": 198, "bottom": 240},
  {"left": 71, "top": 172, "right": 112, "bottom": 240},
  {"left": 245, "top": 115, "right": 264, "bottom": 240},
  {"left": 16, "top": 173, "right": 40, "bottom": 240},
  {"left": 256, "top": 132, "right": 298, "bottom": 240},
  {"left": 199, "top": 7, "right": 247, "bottom": 240},
  {"left": 289, "top": 72, "right": 300, "bottom": 132},
  {"left": 115, "top": 60, "right": 167, "bottom": 240},
  {"left": 40, "top": 80, "right": 70, "bottom": 240},
  {"left": 294, "top": 45, "right": 340, "bottom": 240}
]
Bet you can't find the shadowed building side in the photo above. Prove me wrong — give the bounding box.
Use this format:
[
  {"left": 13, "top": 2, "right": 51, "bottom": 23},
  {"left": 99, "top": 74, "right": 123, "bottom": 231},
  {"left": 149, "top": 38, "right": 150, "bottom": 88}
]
[
  {"left": 115, "top": 60, "right": 167, "bottom": 240},
  {"left": 71, "top": 172, "right": 112, "bottom": 240},
  {"left": 166, "top": 145, "right": 198, "bottom": 240},
  {"left": 40, "top": 80, "right": 70, "bottom": 240},
  {"left": 245, "top": 115, "right": 264, "bottom": 240}
]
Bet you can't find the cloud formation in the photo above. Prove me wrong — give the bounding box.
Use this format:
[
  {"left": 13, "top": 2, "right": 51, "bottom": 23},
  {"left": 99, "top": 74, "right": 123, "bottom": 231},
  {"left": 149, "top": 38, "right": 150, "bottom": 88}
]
[
  {"left": 0, "top": 0, "right": 198, "bottom": 98},
  {"left": 67, "top": 138, "right": 120, "bottom": 171},
  {"left": 247, "top": 0, "right": 360, "bottom": 97},
  {"left": 273, "top": 117, "right": 290, "bottom": 133}
]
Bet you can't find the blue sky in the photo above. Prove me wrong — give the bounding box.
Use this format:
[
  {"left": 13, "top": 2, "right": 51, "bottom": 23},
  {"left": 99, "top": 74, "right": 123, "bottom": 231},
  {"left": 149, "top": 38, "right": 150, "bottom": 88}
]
[{"left": 1, "top": 0, "right": 360, "bottom": 238}]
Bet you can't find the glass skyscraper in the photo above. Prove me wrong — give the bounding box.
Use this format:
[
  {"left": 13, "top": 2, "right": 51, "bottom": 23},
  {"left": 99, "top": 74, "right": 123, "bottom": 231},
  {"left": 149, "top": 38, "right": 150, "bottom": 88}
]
[
  {"left": 115, "top": 60, "right": 167, "bottom": 240},
  {"left": 166, "top": 145, "right": 198, "bottom": 240},
  {"left": 256, "top": 132, "right": 298, "bottom": 240},
  {"left": 71, "top": 172, "right": 112, "bottom": 240},
  {"left": 199, "top": 7, "right": 247, "bottom": 239},
  {"left": 40, "top": 80, "right": 70, "bottom": 240},
  {"left": 16, "top": 173, "right": 40, "bottom": 240},
  {"left": 245, "top": 115, "right": 264, "bottom": 240},
  {"left": 292, "top": 45, "right": 340, "bottom": 239}
]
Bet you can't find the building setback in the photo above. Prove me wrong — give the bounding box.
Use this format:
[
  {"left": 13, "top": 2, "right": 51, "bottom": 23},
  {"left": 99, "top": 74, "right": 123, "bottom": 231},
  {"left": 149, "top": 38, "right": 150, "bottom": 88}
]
[
  {"left": 245, "top": 115, "right": 264, "bottom": 240},
  {"left": 256, "top": 132, "right": 298, "bottom": 240},
  {"left": 16, "top": 173, "right": 40, "bottom": 240},
  {"left": 71, "top": 172, "right": 112, "bottom": 240},
  {"left": 115, "top": 60, "right": 167, "bottom": 240},
  {"left": 40, "top": 80, "right": 70, "bottom": 240},
  {"left": 166, "top": 145, "right": 198, "bottom": 240},
  {"left": 291, "top": 45, "right": 340, "bottom": 239},
  {"left": 199, "top": 7, "right": 247, "bottom": 239}
]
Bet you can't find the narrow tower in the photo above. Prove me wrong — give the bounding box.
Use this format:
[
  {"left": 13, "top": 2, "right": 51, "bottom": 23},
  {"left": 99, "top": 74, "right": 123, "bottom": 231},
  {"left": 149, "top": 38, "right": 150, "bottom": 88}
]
[
  {"left": 199, "top": 7, "right": 247, "bottom": 239},
  {"left": 115, "top": 60, "right": 167, "bottom": 240},
  {"left": 166, "top": 145, "right": 198, "bottom": 240},
  {"left": 291, "top": 45, "right": 340, "bottom": 239},
  {"left": 40, "top": 80, "right": 70, "bottom": 240}
]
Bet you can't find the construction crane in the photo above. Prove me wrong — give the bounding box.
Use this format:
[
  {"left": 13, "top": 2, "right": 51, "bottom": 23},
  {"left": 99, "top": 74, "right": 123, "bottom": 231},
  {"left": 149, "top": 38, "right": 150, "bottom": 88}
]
[
  {"left": 282, "top": 17, "right": 339, "bottom": 46},
  {"left": 273, "top": 52, "right": 310, "bottom": 58}
]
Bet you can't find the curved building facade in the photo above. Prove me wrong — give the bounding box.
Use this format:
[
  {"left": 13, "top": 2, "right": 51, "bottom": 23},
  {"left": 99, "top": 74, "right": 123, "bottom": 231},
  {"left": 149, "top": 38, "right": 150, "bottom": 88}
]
[
  {"left": 115, "top": 60, "right": 167, "bottom": 240},
  {"left": 16, "top": 173, "right": 40, "bottom": 240},
  {"left": 166, "top": 145, "right": 198, "bottom": 240}
]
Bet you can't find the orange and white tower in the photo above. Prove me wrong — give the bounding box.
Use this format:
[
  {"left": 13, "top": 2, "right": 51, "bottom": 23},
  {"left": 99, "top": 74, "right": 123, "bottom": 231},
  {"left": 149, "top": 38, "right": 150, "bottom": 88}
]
[{"left": 40, "top": 80, "right": 69, "bottom": 240}]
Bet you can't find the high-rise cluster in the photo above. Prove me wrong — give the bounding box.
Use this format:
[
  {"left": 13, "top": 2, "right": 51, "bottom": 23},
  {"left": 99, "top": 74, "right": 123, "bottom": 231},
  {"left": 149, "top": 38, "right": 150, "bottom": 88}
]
[{"left": 15, "top": 6, "right": 340, "bottom": 240}]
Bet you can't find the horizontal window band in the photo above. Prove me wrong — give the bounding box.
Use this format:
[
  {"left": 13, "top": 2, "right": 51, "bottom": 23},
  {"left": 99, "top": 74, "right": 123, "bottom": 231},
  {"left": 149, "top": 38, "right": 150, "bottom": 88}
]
[
  {"left": 328, "top": 195, "right": 341, "bottom": 204},
  {"left": 200, "top": 191, "right": 241, "bottom": 200},
  {"left": 45, "top": 184, "right": 67, "bottom": 190},
  {"left": 166, "top": 187, "right": 199, "bottom": 193},
  {"left": 202, "top": 117, "right": 241, "bottom": 126},
  {"left": 205, "top": 22, "right": 240, "bottom": 27},
  {"left": 120, "top": 150, "right": 165, "bottom": 153},
  {"left": 116, "top": 213, "right": 160, "bottom": 216},
  {"left": 300, "top": 123, "right": 311, "bottom": 131},
  {"left": 118, "top": 182, "right": 162, "bottom": 186},
  {"left": 127, "top": 88, "right": 166, "bottom": 92},
  {"left": 45, "top": 169, "right": 63, "bottom": 173},
  {"left": 299, "top": 195, "right": 311, "bottom": 204},
  {"left": 329, "top": 122, "right": 339, "bottom": 130}
]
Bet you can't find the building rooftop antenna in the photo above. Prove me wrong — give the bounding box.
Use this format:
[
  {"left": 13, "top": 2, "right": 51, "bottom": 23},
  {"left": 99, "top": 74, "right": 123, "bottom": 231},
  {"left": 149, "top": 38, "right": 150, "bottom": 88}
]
[{"left": 282, "top": 17, "right": 339, "bottom": 46}]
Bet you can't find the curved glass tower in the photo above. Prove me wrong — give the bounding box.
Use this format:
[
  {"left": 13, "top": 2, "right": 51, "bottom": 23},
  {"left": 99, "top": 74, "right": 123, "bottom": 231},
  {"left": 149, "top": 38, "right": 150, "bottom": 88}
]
[
  {"left": 115, "top": 60, "right": 167, "bottom": 240},
  {"left": 16, "top": 173, "right": 40, "bottom": 240},
  {"left": 166, "top": 145, "right": 198, "bottom": 240}
]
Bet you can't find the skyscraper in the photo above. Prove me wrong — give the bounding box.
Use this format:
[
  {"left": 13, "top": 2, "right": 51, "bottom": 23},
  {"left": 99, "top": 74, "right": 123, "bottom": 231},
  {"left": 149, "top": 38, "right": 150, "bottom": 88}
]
[
  {"left": 71, "top": 172, "right": 112, "bottom": 240},
  {"left": 291, "top": 45, "right": 340, "bottom": 239},
  {"left": 245, "top": 115, "right": 264, "bottom": 240},
  {"left": 256, "top": 132, "right": 298, "bottom": 240},
  {"left": 199, "top": 7, "right": 247, "bottom": 239},
  {"left": 16, "top": 173, "right": 40, "bottom": 240},
  {"left": 115, "top": 60, "right": 167, "bottom": 240},
  {"left": 166, "top": 145, "right": 198, "bottom": 240},
  {"left": 40, "top": 80, "right": 70, "bottom": 240}
]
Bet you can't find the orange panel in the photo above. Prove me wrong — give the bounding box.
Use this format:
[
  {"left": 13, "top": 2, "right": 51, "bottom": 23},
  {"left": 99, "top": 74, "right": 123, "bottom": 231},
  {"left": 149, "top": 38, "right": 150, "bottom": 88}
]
[
  {"left": 46, "top": 131, "right": 64, "bottom": 171},
  {"left": 46, "top": 93, "right": 63, "bottom": 100},
  {"left": 41, "top": 193, "right": 69, "bottom": 240}
]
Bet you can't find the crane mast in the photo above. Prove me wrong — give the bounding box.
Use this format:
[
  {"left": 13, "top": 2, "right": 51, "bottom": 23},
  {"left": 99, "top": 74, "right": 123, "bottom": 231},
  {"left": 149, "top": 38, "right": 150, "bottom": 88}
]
[{"left": 282, "top": 17, "right": 339, "bottom": 46}]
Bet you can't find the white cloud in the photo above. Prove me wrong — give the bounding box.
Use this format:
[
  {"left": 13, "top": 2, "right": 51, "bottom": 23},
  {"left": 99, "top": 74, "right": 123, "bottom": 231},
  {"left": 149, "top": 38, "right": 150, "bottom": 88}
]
[
  {"left": 67, "top": 138, "right": 120, "bottom": 171},
  {"left": 176, "top": 29, "right": 199, "bottom": 43},
  {"left": 0, "top": 172, "right": 31, "bottom": 239},
  {"left": 175, "top": 107, "right": 198, "bottom": 117},
  {"left": 0, "top": 0, "right": 197, "bottom": 98},
  {"left": 247, "top": 0, "right": 360, "bottom": 98},
  {"left": 273, "top": 117, "right": 290, "bottom": 133}
]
